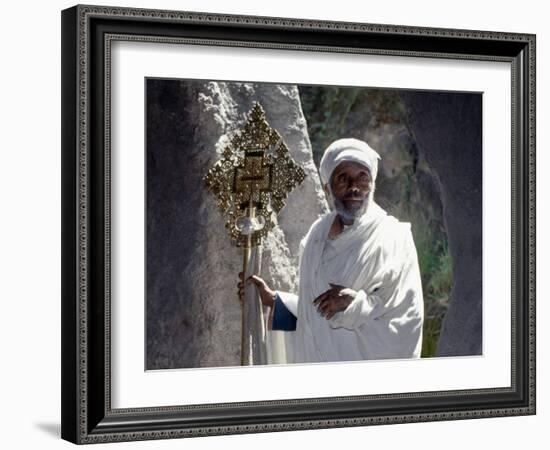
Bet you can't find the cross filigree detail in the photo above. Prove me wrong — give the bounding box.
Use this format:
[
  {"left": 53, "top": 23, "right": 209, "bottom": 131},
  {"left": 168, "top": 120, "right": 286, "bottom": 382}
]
[{"left": 204, "top": 102, "right": 306, "bottom": 247}]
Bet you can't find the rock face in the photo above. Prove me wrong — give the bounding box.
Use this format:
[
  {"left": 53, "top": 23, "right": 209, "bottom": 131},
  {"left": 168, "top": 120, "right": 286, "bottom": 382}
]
[
  {"left": 146, "top": 79, "right": 328, "bottom": 369},
  {"left": 401, "top": 91, "right": 482, "bottom": 357}
]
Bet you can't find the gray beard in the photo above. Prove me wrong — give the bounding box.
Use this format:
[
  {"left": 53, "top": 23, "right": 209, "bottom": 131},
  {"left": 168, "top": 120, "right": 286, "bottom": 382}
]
[{"left": 333, "top": 194, "right": 371, "bottom": 225}]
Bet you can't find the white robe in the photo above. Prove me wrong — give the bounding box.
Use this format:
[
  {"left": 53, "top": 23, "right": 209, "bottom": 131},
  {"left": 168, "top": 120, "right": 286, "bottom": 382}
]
[{"left": 267, "top": 202, "right": 424, "bottom": 364}]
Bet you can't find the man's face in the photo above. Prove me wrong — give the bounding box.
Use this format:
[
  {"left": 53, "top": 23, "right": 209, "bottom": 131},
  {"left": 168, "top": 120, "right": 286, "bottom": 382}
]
[{"left": 329, "top": 161, "right": 372, "bottom": 222}]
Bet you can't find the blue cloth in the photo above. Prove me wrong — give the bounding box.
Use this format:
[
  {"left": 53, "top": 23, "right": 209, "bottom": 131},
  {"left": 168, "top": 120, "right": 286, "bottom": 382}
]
[{"left": 271, "top": 293, "right": 297, "bottom": 331}]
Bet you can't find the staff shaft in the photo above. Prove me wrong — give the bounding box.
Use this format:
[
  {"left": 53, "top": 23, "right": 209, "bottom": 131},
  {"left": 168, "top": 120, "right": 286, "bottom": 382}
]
[{"left": 241, "top": 239, "right": 266, "bottom": 366}]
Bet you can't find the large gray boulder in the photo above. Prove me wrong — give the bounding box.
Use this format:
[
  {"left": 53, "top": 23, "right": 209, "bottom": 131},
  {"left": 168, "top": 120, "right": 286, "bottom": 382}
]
[{"left": 146, "top": 79, "right": 327, "bottom": 369}]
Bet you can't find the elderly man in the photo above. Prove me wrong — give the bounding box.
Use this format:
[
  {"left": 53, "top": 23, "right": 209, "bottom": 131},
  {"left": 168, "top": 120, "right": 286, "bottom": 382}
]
[{"left": 240, "top": 138, "right": 424, "bottom": 363}]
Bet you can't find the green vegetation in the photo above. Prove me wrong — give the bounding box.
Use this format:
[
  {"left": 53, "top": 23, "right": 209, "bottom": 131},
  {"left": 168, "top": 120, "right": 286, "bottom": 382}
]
[
  {"left": 299, "top": 86, "right": 406, "bottom": 166},
  {"left": 415, "top": 236, "right": 452, "bottom": 357}
]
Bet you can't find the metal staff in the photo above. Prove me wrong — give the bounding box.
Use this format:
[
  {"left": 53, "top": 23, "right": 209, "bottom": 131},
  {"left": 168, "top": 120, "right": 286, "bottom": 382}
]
[{"left": 204, "top": 102, "right": 305, "bottom": 365}]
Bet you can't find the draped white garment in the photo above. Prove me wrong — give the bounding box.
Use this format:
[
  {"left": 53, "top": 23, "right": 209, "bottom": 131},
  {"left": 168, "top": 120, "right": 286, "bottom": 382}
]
[{"left": 267, "top": 202, "right": 424, "bottom": 364}]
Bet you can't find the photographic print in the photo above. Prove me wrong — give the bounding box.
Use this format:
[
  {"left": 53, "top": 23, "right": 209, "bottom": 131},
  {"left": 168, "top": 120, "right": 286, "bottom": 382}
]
[
  {"left": 62, "top": 5, "right": 534, "bottom": 443},
  {"left": 145, "top": 78, "right": 482, "bottom": 370}
]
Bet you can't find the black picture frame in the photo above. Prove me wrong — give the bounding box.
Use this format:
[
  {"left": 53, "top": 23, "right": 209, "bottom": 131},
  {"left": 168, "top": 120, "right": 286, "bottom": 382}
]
[{"left": 61, "top": 4, "right": 536, "bottom": 444}]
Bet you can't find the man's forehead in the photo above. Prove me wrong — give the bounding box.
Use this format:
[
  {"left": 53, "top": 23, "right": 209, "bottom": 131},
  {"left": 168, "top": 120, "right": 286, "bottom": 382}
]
[{"left": 332, "top": 160, "right": 372, "bottom": 176}]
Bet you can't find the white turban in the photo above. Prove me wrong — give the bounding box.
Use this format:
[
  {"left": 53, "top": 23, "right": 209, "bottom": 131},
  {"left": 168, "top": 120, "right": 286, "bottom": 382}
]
[{"left": 319, "top": 138, "right": 381, "bottom": 187}]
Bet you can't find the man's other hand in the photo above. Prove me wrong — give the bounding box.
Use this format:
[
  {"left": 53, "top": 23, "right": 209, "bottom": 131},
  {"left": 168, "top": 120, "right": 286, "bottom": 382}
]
[{"left": 312, "top": 283, "right": 356, "bottom": 320}]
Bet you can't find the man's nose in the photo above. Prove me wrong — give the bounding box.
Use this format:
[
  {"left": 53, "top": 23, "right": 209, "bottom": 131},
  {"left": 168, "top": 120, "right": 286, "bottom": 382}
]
[{"left": 347, "top": 178, "right": 360, "bottom": 191}]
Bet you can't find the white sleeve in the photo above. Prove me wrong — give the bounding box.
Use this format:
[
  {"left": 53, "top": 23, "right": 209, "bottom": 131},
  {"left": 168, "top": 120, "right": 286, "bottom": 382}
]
[
  {"left": 266, "top": 330, "right": 295, "bottom": 365},
  {"left": 265, "top": 292, "right": 298, "bottom": 364},
  {"left": 275, "top": 291, "right": 299, "bottom": 317},
  {"left": 272, "top": 234, "right": 305, "bottom": 318}
]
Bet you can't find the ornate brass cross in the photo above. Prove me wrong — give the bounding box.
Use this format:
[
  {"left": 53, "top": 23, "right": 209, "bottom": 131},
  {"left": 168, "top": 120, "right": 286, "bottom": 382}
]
[{"left": 204, "top": 102, "right": 306, "bottom": 365}]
